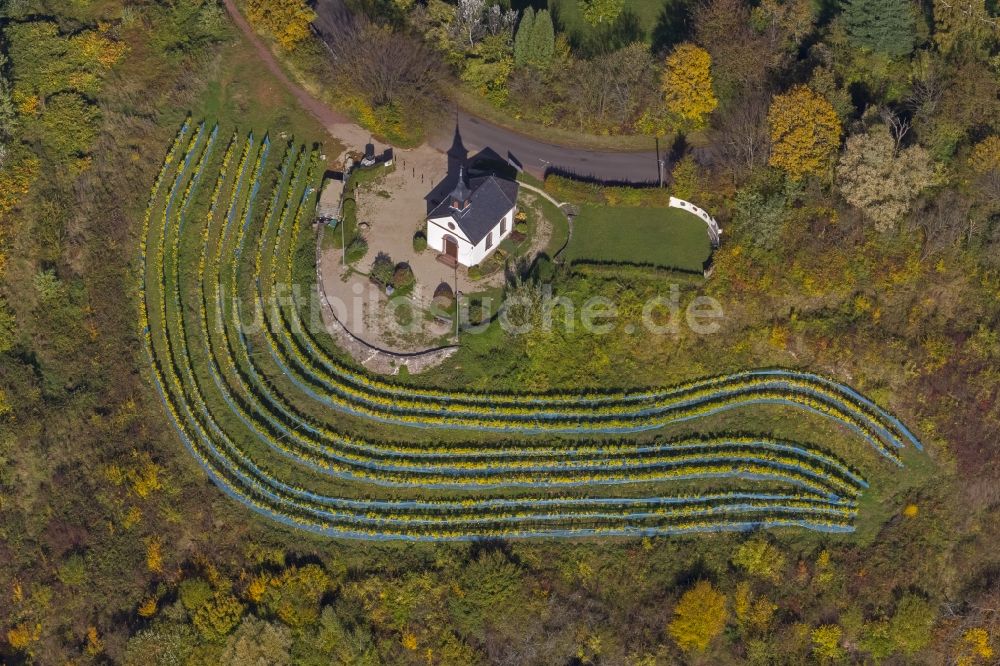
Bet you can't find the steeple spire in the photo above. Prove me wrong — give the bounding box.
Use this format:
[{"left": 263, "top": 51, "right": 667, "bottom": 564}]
[{"left": 449, "top": 166, "right": 472, "bottom": 212}]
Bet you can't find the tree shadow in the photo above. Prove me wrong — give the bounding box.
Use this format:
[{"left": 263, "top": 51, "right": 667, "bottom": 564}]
[
  {"left": 425, "top": 122, "right": 469, "bottom": 214},
  {"left": 575, "top": 8, "right": 645, "bottom": 56},
  {"left": 650, "top": 0, "right": 696, "bottom": 54}
]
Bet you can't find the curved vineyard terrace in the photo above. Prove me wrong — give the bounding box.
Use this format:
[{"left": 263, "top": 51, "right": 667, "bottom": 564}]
[{"left": 136, "top": 118, "right": 923, "bottom": 540}]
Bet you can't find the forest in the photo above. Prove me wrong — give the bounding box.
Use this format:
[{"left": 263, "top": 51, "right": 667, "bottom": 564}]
[{"left": 0, "top": 0, "right": 998, "bottom": 664}]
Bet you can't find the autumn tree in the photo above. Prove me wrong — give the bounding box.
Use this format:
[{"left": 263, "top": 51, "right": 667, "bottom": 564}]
[
  {"left": 328, "top": 20, "right": 445, "bottom": 111},
  {"left": 752, "top": 0, "right": 817, "bottom": 48},
  {"left": 262, "top": 564, "right": 334, "bottom": 628},
  {"left": 712, "top": 86, "right": 772, "bottom": 179},
  {"left": 969, "top": 135, "right": 1000, "bottom": 201},
  {"left": 811, "top": 624, "right": 845, "bottom": 662},
  {"left": 221, "top": 617, "right": 292, "bottom": 665},
  {"left": 566, "top": 43, "right": 657, "bottom": 131},
  {"left": 732, "top": 539, "right": 787, "bottom": 581},
  {"left": 734, "top": 582, "right": 777, "bottom": 636},
  {"left": 931, "top": 0, "right": 999, "bottom": 55},
  {"left": 245, "top": 0, "right": 316, "bottom": 51},
  {"left": 668, "top": 581, "right": 728, "bottom": 653},
  {"left": 843, "top": 0, "right": 916, "bottom": 57},
  {"left": 887, "top": 594, "right": 936, "bottom": 656},
  {"left": 661, "top": 43, "right": 718, "bottom": 130},
  {"left": 970, "top": 136, "right": 1000, "bottom": 174},
  {"left": 0, "top": 50, "right": 14, "bottom": 166},
  {"left": 767, "top": 85, "right": 842, "bottom": 180},
  {"left": 695, "top": 0, "right": 785, "bottom": 99},
  {"left": 837, "top": 124, "right": 936, "bottom": 231},
  {"left": 193, "top": 593, "right": 245, "bottom": 640}
]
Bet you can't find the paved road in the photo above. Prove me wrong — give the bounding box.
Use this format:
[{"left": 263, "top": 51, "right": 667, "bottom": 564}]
[
  {"left": 428, "top": 111, "right": 665, "bottom": 183},
  {"left": 230, "top": 0, "right": 667, "bottom": 185}
]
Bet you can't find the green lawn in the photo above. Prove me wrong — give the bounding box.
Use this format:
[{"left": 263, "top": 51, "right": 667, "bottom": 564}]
[{"left": 566, "top": 204, "right": 712, "bottom": 272}]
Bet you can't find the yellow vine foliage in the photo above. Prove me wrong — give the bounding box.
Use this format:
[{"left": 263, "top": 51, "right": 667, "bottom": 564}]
[
  {"left": 661, "top": 43, "right": 718, "bottom": 129},
  {"left": 768, "top": 85, "right": 841, "bottom": 180},
  {"left": 245, "top": 0, "right": 317, "bottom": 51},
  {"left": 668, "top": 580, "right": 728, "bottom": 653}
]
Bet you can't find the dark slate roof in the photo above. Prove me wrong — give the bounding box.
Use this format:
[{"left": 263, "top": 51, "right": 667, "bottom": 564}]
[
  {"left": 448, "top": 166, "right": 473, "bottom": 202},
  {"left": 428, "top": 174, "right": 518, "bottom": 245}
]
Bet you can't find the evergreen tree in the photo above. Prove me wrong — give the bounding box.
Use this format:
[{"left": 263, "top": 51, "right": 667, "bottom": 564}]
[
  {"left": 513, "top": 7, "right": 535, "bottom": 67},
  {"left": 526, "top": 9, "right": 554, "bottom": 68},
  {"left": 842, "top": 0, "right": 915, "bottom": 57}
]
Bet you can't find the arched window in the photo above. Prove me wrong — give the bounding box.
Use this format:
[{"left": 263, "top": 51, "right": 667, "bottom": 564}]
[
  {"left": 485, "top": 232, "right": 493, "bottom": 249},
  {"left": 500, "top": 216, "right": 507, "bottom": 235}
]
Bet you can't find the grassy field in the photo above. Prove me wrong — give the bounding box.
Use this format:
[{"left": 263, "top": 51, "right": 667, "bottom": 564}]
[
  {"left": 566, "top": 204, "right": 712, "bottom": 272},
  {"left": 546, "top": 0, "right": 691, "bottom": 52}
]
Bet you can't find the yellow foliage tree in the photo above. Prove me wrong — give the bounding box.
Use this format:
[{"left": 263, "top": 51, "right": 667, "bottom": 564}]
[
  {"left": 661, "top": 43, "right": 718, "bottom": 130},
  {"left": 734, "top": 582, "right": 777, "bottom": 635},
  {"left": 732, "top": 539, "right": 787, "bottom": 581},
  {"left": 263, "top": 564, "right": 331, "bottom": 627},
  {"left": 812, "top": 624, "right": 845, "bottom": 662},
  {"left": 767, "top": 85, "right": 841, "bottom": 180},
  {"left": 193, "top": 592, "right": 245, "bottom": 640},
  {"left": 245, "top": 0, "right": 317, "bottom": 51},
  {"left": 969, "top": 136, "right": 1000, "bottom": 174},
  {"left": 668, "top": 580, "right": 728, "bottom": 653}
]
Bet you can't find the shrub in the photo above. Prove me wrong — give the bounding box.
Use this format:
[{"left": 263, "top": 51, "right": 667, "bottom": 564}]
[
  {"left": 370, "top": 252, "right": 394, "bottom": 285},
  {"left": 515, "top": 220, "right": 528, "bottom": 234},
  {"left": 345, "top": 235, "right": 368, "bottom": 264},
  {"left": 391, "top": 263, "right": 415, "bottom": 290},
  {"left": 544, "top": 174, "right": 671, "bottom": 207},
  {"left": 412, "top": 230, "right": 427, "bottom": 252}
]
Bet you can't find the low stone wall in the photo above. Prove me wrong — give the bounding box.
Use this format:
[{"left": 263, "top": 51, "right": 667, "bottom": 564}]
[{"left": 314, "top": 225, "right": 458, "bottom": 375}]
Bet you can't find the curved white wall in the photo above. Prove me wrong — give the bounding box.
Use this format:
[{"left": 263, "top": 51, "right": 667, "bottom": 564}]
[{"left": 669, "top": 196, "right": 722, "bottom": 248}]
